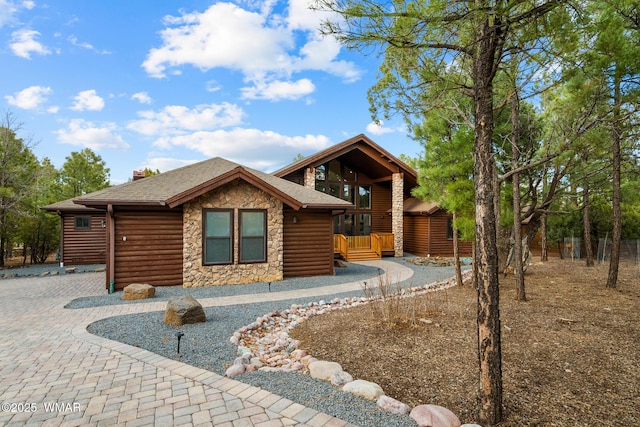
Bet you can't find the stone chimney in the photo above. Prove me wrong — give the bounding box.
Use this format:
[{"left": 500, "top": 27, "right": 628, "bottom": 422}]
[{"left": 132, "top": 170, "right": 145, "bottom": 181}]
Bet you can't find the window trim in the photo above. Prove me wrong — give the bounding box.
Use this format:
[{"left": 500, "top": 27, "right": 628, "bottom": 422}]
[
  {"left": 74, "top": 215, "right": 91, "bottom": 230},
  {"left": 239, "top": 209, "right": 267, "bottom": 264},
  {"left": 202, "top": 208, "right": 233, "bottom": 265}
]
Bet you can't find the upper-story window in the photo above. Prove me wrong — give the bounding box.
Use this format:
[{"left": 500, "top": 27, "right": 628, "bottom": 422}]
[
  {"left": 315, "top": 160, "right": 368, "bottom": 208},
  {"left": 74, "top": 216, "right": 91, "bottom": 230}
]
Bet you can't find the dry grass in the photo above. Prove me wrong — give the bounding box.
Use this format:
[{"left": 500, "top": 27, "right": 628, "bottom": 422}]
[{"left": 291, "top": 258, "right": 640, "bottom": 426}]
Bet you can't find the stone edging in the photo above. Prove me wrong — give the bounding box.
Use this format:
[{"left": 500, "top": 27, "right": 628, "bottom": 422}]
[{"left": 225, "top": 269, "right": 474, "bottom": 421}]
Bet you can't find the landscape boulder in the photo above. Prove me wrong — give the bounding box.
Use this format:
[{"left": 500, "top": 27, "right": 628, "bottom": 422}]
[
  {"left": 377, "top": 395, "right": 411, "bottom": 415},
  {"left": 410, "top": 404, "right": 461, "bottom": 427},
  {"left": 342, "top": 380, "right": 385, "bottom": 400},
  {"left": 308, "top": 360, "right": 343, "bottom": 381},
  {"left": 163, "top": 295, "right": 206, "bottom": 326},
  {"left": 123, "top": 283, "right": 155, "bottom": 300},
  {"left": 330, "top": 370, "right": 354, "bottom": 386}
]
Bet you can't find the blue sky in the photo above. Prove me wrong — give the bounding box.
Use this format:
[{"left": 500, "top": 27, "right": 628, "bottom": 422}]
[{"left": 1, "top": 0, "right": 420, "bottom": 184}]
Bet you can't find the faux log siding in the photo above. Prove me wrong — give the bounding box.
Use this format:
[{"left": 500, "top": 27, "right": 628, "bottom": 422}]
[
  {"left": 403, "top": 215, "right": 429, "bottom": 256},
  {"left": 113, "top": 211, "right": 183, "bottom": 289},
  {"left": 371, "top": 182, "right": 392, "bottom": 233},
  {"left": 283, "top": 208, "right": 334, "bottom": 278},
  {"left": 403, "top": 213, "right": 473, "bottom": 257},
  {"left": 428, "top": 211, "right": 472, "bottom": 256},
  {"left": 62, "top": 214, "right": 106, "bottom": 265}
]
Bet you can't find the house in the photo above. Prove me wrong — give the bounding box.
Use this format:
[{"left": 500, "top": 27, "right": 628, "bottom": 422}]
[
  {"left": 274, "top": 134, "right": 472, "bottom": 260},
  {"left": 42, "top": 134, "right": 471, "bottom": 290},
  {"left": 50, "top": 157, "right": 353, "bottom": 291},
  {"left": 42, "top": 198, "right": 107, "bottom": 266}
]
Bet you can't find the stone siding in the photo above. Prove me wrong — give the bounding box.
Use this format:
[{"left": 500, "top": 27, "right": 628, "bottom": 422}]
[
  {"left": 392, "top": 172, "right": 404, "bottom": 257},
  {"left": 303, "top": 167, "right": 315, "bottom": 190},
  {"left": 183, "top": 180, "right": 283, "bottom": 287}
]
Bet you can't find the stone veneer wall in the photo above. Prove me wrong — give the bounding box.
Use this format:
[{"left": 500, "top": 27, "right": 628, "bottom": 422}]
[
  {"left": 182, "top": 180, "right": 284, "bottom": 287},
  {"left": 303, "top": 167, "right": 315, "bottom": 190}
]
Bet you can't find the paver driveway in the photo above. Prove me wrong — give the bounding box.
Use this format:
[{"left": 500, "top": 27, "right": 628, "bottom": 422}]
[{"left": 0, "top": 261, "right": 413, "bottom": 427}]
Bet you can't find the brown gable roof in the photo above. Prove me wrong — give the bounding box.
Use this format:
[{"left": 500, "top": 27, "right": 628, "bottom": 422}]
[
  {"left": 74, "top": 157, "right": 353, "bottom": 210},
  {"left": 402, "top": 198, "right": 440, "bottom": 215},
  {"left": 41, "top": 198, "right": 106, "bottom": 213},
  {"left": 273, "top": 133, "right": 418, "bottom": 180}
]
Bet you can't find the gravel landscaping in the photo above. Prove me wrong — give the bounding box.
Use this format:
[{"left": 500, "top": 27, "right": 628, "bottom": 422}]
[{"left": 84, "top": 258, "right": 467, "bottom": 427}]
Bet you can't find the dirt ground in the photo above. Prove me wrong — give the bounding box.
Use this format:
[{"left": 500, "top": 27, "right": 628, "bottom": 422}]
[{"left": 291, "top": 257, "right": 640, "bottom": 426}]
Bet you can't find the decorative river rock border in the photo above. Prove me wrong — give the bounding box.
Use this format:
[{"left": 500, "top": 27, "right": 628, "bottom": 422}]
[{"left": 225, "top": 270, "right": 475, "bottom": 426}]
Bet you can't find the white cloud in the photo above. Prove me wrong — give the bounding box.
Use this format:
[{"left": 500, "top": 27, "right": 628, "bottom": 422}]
[
  {"left": 143, "top": 3, "right": 290, "bottom": 78},
  {"left": 241, "top": 78, "right": 315, "bottom": 101},
  {"left": 127, "top": 103, "right": 245, "bottom": 136},
  {"left": 0, "top": 0, "right": 34, "bottom": 28},
  {"left": 55, "top": 119, "right": 129, "bottom": 150},
  {"left": 205, "top": 80, "right": 221, "bottom": 93},
  {"left": 5, "top": 85, "right": 52, "bottom": 110},
  {"left": 10, "top": 29, "right": 51, "bottom": 58},
  {"left": 366, "top": 121, "right": 404, "bottom": 136},
  {"left": 68, "top": 35, "right": 111, "bottom": 54},
  {"left": 131, "top": 92, "right": 152, "bottom": 104},
  {"left": 287, "top": 0, "right": 321, "bottom": 31},
  {"left": 70, "top": 89, "right": 105, "bottom": 111},
  {"left": 149, "top": 127, "right": 331, "bottom": 171},
  {"left": 141, "top": 1, "right": 361, "bottom": 98}
]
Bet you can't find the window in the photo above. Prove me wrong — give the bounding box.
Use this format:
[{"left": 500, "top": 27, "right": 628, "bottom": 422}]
[
  {"left": 328, "top": 160, "right": 342, "bottom": 181},
  {"left": 333, "top": 215, "right": 342, "bottom": 234},
  {"left": 74, "top": 216, "right": 91, "bottom": 230},
  {"left": 447, "top": 217, "right": 459, "bottom": 240},
  {"left": 358, "top": 214, "right": 371, "bottom": 235},
  {"left": 203, "top": 209, "right": 232, "bottom": 264},
  {"left": 358, "top": 186, "right": 371, "bottom": 209},
  {"left": 240, "top": 210, "right": 266, "bottom": 263},
  {"left": 315, "top": 164, "right": 326, "bottom": 181}
]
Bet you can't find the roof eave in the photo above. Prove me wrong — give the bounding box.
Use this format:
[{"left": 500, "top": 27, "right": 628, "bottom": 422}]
[
  {"left": 166, "top": 167, "right": 306, "bottom": 210},
  {"left": 273, "top": 134, "right": 418, "bottom": 180},
  {"left": 302, "top": 203, "right": 356, "bottom": 211},
  {"left": 76, "top": 199, "right": 167, "bottom": 208}
]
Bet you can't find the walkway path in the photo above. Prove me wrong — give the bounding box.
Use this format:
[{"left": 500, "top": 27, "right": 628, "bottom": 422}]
[{"left": 0, "top": 260, "right": 413, "bottom": 427}]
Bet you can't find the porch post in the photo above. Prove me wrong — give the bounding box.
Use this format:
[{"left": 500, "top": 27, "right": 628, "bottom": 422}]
[
  {"left": 303, "top": 167, "right": 315, "bottom": 190},
  {"left": 392, "top": 172, "right": 404, "bottom": 257}
]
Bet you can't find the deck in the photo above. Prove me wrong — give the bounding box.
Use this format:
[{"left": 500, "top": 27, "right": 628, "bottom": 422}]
[{"left": 334, "top": 233, "right": 394, "bottom": 261}]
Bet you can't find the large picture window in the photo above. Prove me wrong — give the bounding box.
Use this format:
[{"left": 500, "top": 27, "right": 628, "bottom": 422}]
[
  {"left": 240, "top": 210, "right": 266, "bottom": 263},
  {"left": 203, "top": 209, "right": 232, "bottom": 264}
]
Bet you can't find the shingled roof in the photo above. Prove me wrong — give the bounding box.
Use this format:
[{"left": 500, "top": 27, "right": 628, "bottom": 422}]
[
  {"left": 273, "top": 133, "right": 418, "bottom": 181},
  {"left": 72, "top": 157, "right": 353, "bottom": 211},
  {"left": 42, "top": 198, "right": 105, "bottom": 213}
]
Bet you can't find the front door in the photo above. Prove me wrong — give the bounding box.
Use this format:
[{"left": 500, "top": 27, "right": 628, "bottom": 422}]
[{"left": 334, "top": 213, "right": 371, "bottom": 236}]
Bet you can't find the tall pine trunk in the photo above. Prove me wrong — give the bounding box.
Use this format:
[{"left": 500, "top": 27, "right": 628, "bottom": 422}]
[
  {"left": 582, "top": 170, "right": 594, "bottom": 267},
  {"left": 453, "top": 212, "right": 464, "bottom": 286},
  {"left": 511, "top": 92, "right": 526, "bottom": 301},
  {"left": 607, "top": 72, "right": 622, "bottom": 288},
  {"left": 540, "top": 213, "right": 548, "bottom": 262},
  {"left": 473, "top": 16, "right": 503, "bottom": 424}
]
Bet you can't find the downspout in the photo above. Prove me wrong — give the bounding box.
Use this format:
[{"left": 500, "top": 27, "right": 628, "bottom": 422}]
[
  {"left": 57, "top": 211, "right": 64, "bottom": 267},
  {"left": 108, "top": 204, "right": 115, "bottom": 292}
]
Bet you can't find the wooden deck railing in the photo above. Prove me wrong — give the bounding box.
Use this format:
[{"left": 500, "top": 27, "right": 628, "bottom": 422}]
[
  {"left": 334, "top": 234, "right": 349, "bottom": 259},
  {"left": 334, "top": 233, "right": 394, "bottom": 259},
  {"left": 370, "top": 233, "right": 382, "bottom": 257},
  {"left": 377, "top": 232, "right": 395, "bottom": 252}
]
